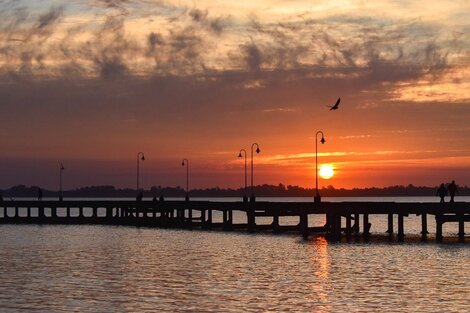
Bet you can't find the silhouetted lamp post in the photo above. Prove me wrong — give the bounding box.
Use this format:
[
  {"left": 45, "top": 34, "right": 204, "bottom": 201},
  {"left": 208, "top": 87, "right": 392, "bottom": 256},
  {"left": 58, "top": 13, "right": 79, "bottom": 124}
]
[
  {"left": 315, "top": 131, "right": 326, "bottom": 203},
  {"left": 250, "top": 143, "right": 261, "bottom": 202},
  {"left": 136, "top": 152, "right": 145, "bottom": 191},
  {"left": 59, "top": 163, "right": 65, "bottom": 201},
  {"left": 238, "top": 149, "right": 248, "bottom": 202},
  {"left": 182, "top": 159, "right": 189, "bottom": 201}
]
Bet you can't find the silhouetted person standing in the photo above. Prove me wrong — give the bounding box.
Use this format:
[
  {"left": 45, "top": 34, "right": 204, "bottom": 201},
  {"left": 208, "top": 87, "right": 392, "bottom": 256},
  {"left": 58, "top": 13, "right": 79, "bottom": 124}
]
[
  {"left": 447, "top": 180, "right": 458, "bottom": 203},
  {"left": 37, "top": 188, "right": 43, "bottom": 201},
  {"left": 136, "top": 191, "right": 143, "bottom": 202},
  {"left": 0, "top": 192, "right": 3, "bottom": 202},
  {"left": 436, "top": 183, "right": 447, "bottom": 203}
]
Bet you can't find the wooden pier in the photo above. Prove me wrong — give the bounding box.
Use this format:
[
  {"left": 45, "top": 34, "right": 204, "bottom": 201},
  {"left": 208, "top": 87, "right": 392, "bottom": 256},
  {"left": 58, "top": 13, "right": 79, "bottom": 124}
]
[{"left": 1, "top": 200, "right": 469, "bottom": 242}]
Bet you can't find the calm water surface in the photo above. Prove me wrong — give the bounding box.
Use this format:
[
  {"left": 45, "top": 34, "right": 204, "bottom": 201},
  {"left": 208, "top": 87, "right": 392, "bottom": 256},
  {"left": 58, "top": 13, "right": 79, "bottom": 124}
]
[{"left": 0, "top": 197, "right": 469, "bottom": 312}]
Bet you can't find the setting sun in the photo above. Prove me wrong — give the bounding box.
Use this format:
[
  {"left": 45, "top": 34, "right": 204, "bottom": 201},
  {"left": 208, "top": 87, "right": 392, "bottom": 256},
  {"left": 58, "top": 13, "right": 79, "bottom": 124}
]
[{"left": 319, "top": 164, "right": 334, "bottom": 179}]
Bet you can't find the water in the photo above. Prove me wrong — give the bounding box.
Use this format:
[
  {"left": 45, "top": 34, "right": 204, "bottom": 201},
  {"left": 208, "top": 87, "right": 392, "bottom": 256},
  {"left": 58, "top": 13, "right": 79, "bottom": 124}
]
[{"left": 0, "top": 197, "right": 469, "bottom": 312}]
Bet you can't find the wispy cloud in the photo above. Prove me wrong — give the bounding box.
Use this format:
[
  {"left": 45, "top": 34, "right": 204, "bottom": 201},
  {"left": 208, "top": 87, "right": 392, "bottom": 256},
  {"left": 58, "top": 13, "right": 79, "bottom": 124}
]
[{"left": 262, "top": 108, "right": 297, "bottom": 113}]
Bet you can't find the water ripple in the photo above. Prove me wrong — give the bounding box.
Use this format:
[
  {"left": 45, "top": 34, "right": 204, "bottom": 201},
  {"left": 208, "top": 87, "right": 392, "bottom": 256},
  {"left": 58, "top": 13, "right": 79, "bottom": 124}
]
[{"left": 0, "top": 225, "right": 468, "bottom": 312}]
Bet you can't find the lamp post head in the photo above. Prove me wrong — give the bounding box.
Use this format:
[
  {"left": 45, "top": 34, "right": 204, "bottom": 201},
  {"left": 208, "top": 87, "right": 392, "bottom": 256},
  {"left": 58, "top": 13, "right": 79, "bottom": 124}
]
[
  {"left": 256, "top": 147, "right": 260, "bottom": 154},
  {"left": 182, "top": 161, "right": 185, "bottom": 166},
  {"left": 238, "top": 152, "right": 242, "bottom": 158},
  {"left": 141, "top": 155, "right": 145, "bottom": 161},
  {"left": 320, "top": 137, "right": 326, "bottom": 144}
]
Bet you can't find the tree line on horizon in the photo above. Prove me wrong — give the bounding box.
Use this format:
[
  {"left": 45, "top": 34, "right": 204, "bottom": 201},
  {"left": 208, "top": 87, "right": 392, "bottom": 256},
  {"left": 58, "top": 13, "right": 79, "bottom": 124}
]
[{"left": 1, "top": 183, "right": 469, "bottom": 198}]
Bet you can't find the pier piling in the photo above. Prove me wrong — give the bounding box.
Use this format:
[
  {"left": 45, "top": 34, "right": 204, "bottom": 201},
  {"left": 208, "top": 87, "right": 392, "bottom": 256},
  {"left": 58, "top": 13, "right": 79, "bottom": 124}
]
[
  {"left": 421, "top": 213, "right": 428, "bottom": 241},
  {"left": 397, "top": 214, "right": 405, "bottom": 242}
]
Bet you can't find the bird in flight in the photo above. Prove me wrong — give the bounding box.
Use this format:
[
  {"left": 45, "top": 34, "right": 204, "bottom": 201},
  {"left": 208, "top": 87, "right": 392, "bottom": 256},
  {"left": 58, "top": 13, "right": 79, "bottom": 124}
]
[{"left": 327, "top": 98, "right": 341, "bottom": 111}]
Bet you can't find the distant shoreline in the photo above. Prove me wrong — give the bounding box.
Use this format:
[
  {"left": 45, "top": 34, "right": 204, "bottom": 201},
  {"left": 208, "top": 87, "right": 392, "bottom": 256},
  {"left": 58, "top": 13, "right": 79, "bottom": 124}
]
[{"left": 2, "top": 184, "right": 469, "bottom": 198}]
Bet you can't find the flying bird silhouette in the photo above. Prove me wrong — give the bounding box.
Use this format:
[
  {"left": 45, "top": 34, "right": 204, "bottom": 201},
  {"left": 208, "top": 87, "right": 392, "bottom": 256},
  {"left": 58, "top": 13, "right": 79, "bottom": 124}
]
[{"left": 327, "top": 98, "right": 341, "bottom": 111}]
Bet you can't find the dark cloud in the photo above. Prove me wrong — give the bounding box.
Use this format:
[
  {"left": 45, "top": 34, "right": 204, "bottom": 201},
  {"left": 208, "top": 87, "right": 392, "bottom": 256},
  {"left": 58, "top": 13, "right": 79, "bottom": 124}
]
[
  {"left": 147, "top": 31, "right": 164, "bottom": 54},
  {"left": 240, "top": 42, "right": 263, "bottom": 71},
  {"left": 37, "top": 6, "right": 64, "bottom": 29},
  {"left": 189, "top": 8, "right": 207, "bottom": 22},
  {"left": 188, "top": 8, "right": 228, "bottom": 34},
  {"left": 144, "top": 26, "right": 206, "bottom": 75},
  {"left": 90, "top": 0, "right": 132, "bottom": 15}
]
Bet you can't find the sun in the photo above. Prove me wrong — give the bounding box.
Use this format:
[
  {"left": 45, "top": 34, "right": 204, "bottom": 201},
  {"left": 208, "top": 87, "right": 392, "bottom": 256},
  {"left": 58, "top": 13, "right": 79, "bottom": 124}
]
[{"left": 319, "top": 164, "right": 334, "bottom": 179}]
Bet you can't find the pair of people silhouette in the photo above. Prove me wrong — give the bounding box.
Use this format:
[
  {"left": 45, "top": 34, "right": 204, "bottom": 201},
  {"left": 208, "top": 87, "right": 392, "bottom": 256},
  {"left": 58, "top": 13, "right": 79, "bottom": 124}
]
[{"left": 436, "top": 180, "right": 458, "bottom": 203}]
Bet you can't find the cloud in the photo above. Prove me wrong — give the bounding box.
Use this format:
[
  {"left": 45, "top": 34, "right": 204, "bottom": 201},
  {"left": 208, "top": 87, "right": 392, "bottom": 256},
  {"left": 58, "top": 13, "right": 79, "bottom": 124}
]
[
  {"left": 0, "top": 1, "right": 469, "bottom": 104},
  {"left": 262, "top": 108, "right": 297, "bottom": 113},
  {"left": 90, "top": 0, "right": 131, "bottom": 15},
  {"left": 37, "top": 6, "right": 64, "bottom": 29}
]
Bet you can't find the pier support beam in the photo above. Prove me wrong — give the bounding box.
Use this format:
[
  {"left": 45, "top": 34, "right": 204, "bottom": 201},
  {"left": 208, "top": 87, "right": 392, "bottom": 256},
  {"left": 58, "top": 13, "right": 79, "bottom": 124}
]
[
  {"left": 397, "top": 214, "right": 404, "bottom": 242},
  {"left": 188, "top": 207, "right": 193, "bottom": 229},
  {"left": 200, "top": 209, "right": 207, "bottom": 229},
  {"left": 106, "top": 207, "right": 113, "bottom": 218},
  {"left": 458, "top": 214, "right": 465, "bottom": 242},
  {"left": 330, "top": 214, "right": 341, "bottom": 242},
  {"left": 176, "top": 208, "right": 182, "bottom": 225},
  {"left": 300, "top": 211, "right": 308, "bottom": 239},
  {"left": 207, "top": 209, "right": 212, "bottom": 230},
  {"left": 247, "top": 207, "right": 255, "bottom": 233},
  {"left": 421, "top": 213, "right": 428, "bottom": 241},
  {"left": 436, "top": 214, "right": 443, "bottom": 242},
  {"left": 353, "top": 213, "right": 360, "bottom": 234},
  {"left": 38, "top": 206, "right": 45, "bottom": 219},
  {"left": 387, "top": 214, "right": 393, "bottom": 236},
  {"left": 345, "top": 214, "right": 352, "bottom": 239},
  {"left": 363, "top": 214, "right": 370, "bottom": 241},
  {"left": 223, "top": 210, "right": 233, "bottom": 231},
  {"left": 272, "top": 211, "right": 280, "bottom": 234}
]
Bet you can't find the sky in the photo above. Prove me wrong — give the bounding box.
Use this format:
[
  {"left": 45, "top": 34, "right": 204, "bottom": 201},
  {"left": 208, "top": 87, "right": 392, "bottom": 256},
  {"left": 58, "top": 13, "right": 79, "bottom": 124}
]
[{"left": 0, "top": 0, "right": 469, "bottom": 190}]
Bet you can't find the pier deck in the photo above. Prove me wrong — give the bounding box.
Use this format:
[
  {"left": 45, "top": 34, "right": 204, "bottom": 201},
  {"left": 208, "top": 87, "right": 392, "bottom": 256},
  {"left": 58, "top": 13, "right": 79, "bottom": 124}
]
[{"left": 1, "top": 200, "right": 469, "bottom": 242}]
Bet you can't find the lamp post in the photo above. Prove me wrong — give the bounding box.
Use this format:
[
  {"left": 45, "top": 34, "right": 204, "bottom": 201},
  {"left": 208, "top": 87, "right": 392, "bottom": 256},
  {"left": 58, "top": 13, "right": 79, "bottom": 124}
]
[
  {"left": 59, "top": 163, "right": 65, "bottom": 201},
  {"left": 136, "top": 152, "right": 145, "bottom": 191},
  {"left": 238, "top": 149, "right": 247, "bottom": 202},
  {"left": 315, "top": 131, "right": 326, "bottom": 203},
  {"left": 250, "top": 143, "right": 260, "bottom": 202},
  {"left": 182, "top": 159, "right": 189, "bottom": 201}
]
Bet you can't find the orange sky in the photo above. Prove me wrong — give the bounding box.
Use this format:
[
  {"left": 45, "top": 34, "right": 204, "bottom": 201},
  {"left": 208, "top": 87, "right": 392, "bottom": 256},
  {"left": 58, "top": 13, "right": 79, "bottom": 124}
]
[{"left": 0, "top": 1, "right": 469, "bottom": 190}]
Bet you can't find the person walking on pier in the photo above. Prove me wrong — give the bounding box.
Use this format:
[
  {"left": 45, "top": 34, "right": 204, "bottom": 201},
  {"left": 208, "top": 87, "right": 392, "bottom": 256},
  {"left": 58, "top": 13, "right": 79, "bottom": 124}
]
[
  {"left": 447, "top": 180, "right": 458, "bottom": 203},
  {"left": 0, "top": 192, "right": 3, "bottom": 202},
  {"left": 436, "top": 183, "right": 447, "bottom": 203},
  {"left": 37, "top": 188, "right": 43, "bottom": 201}
]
